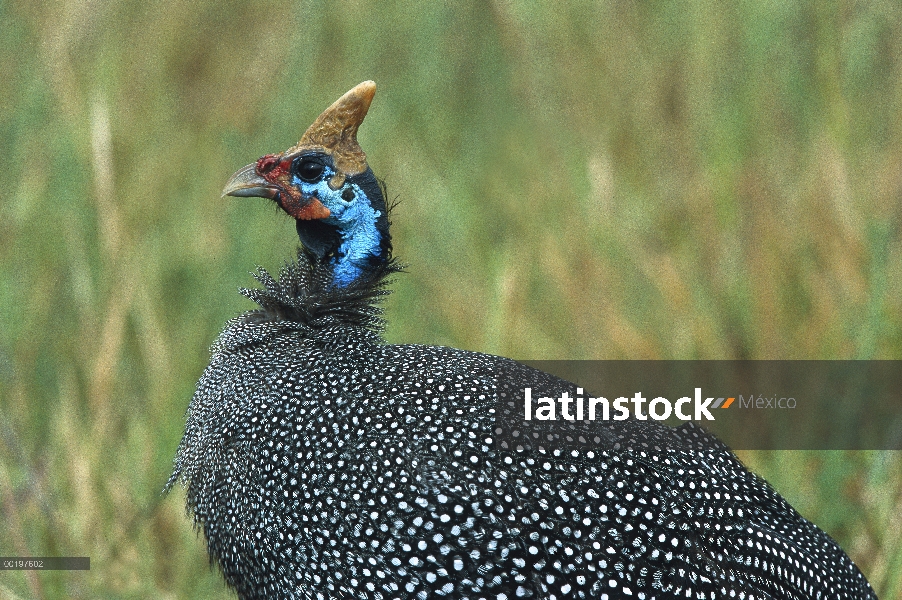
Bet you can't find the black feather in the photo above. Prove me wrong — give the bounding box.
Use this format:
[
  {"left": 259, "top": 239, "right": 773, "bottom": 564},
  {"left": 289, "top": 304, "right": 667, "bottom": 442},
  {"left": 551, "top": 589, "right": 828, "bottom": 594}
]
[{"left": 169, "top": 255, "right": 876, "bottom": 600}]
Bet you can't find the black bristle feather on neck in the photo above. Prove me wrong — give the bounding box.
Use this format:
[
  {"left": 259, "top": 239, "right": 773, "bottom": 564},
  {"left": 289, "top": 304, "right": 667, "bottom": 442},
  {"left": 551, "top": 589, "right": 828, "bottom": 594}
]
[{"left": 238, "top": 249, "right": 403, "bottom": 331}]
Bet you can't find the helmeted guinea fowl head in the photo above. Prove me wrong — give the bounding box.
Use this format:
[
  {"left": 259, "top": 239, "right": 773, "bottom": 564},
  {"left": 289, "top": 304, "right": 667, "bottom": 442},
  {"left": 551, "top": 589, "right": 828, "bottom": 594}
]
[{"left": 221, "top": 81, "right": 391, "bottom": 288}]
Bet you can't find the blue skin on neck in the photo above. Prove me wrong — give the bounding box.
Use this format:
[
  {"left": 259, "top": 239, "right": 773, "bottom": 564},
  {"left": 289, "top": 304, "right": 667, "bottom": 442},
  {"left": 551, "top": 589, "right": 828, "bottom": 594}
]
[{"left": 292, "top": 167, "right": 383, "bottom": 287}]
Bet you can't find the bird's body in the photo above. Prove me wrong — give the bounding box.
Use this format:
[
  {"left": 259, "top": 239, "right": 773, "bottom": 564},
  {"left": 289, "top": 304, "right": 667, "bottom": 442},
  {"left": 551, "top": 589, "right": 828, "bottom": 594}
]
[{"left": 169, "top": 82, "right": 875, "bottom": 599}]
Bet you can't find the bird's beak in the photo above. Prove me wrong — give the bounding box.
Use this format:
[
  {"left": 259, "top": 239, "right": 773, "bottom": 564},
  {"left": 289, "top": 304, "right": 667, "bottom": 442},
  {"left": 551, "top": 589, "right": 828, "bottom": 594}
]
[{"left": 221, "top": 163, "right": 279, "bottom": 199}]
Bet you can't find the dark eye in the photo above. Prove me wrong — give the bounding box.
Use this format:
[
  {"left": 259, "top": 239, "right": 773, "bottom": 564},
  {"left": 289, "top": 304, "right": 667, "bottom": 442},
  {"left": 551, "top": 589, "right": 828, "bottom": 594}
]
[{"left": 296, "top": 158, "right": 325, "bottom": 182}]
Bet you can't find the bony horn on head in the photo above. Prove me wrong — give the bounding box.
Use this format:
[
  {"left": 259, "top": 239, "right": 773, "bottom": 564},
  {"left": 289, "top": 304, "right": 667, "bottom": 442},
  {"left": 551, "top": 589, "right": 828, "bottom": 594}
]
[{"left": 286, "top": 81, "right": 376, "bottom": 177}]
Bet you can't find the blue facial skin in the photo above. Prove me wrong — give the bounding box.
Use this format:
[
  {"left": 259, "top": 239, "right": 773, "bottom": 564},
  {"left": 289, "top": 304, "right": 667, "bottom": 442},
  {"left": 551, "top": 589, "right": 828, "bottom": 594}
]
[{"left": 292, "top": 165, "right": 384, "bottom": 288}]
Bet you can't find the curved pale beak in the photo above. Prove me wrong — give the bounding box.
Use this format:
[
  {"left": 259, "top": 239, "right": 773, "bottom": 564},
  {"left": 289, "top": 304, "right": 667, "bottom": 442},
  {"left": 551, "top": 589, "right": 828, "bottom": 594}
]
[{"left": 221, "top": 163, "right": 279, "bottom": 199}]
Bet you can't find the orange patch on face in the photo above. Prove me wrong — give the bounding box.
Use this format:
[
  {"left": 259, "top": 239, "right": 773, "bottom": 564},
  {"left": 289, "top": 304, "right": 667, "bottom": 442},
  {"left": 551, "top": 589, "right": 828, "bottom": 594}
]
[{"left": 293, "top": 197, "right": 331, "bottom": 220}]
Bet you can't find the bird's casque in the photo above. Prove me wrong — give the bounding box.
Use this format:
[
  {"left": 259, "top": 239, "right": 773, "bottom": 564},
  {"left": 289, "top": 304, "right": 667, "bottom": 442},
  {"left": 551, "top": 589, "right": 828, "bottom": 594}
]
[{"left": 169, "top": 82, "right": 876, "bottom": 599}]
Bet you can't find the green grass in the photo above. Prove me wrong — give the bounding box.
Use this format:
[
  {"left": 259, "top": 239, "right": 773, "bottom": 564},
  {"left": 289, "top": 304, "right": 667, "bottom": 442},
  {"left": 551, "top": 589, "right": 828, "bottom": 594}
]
[{"left": 1, "top": 1, "right": 900, "bottom": 597}]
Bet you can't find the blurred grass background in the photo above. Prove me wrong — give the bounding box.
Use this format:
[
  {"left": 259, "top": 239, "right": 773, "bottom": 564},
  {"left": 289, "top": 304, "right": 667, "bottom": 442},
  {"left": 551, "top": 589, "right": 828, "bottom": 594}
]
[{"left": 1, "top": 0, "right": 900, "bottom": 597}]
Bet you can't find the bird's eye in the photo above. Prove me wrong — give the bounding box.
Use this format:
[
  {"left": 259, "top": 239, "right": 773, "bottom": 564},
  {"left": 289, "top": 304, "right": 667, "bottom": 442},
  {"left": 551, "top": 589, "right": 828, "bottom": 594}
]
[{"left": 296, "top": 158, "right": 325, "bottom": 182}]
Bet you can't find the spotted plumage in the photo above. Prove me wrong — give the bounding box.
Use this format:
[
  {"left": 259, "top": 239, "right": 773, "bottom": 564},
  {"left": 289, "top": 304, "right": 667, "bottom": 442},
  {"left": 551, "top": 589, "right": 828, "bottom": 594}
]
[{"left": 169, "top": 82, "right": 875, "bottom": 599}]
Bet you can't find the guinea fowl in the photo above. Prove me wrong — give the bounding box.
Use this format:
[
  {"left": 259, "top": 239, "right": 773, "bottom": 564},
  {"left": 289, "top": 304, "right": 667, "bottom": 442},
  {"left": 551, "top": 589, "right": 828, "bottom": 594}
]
[{"left": 168, "top": 82, "right": 875, "bottom": 599}]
